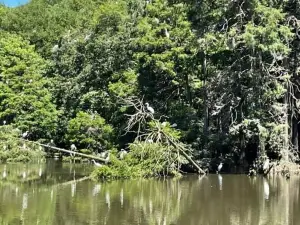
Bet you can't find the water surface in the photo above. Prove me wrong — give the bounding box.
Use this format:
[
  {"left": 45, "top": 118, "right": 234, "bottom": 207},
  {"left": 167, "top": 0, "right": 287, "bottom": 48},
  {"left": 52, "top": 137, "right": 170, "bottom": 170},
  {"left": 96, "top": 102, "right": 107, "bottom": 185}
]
[{"left": 0, "top": 161, "right": 299, "bottom": 225}]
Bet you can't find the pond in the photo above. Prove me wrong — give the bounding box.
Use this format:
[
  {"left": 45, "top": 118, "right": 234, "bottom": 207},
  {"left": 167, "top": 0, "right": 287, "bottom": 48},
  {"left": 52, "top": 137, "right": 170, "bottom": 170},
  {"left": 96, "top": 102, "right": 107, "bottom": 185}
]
[{"left": 0, "top": 160, "right": 299, "bottom": 225}]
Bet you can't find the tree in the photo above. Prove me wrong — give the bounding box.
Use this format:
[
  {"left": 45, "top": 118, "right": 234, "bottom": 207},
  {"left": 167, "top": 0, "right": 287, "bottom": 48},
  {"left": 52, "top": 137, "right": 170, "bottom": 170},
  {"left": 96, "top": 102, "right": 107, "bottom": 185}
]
[
  {"left": 66, "top": 111, "right": 114, "bottom": 152},
  {"left": 0, "top": 31, "right": 59, "bottom": 139}
]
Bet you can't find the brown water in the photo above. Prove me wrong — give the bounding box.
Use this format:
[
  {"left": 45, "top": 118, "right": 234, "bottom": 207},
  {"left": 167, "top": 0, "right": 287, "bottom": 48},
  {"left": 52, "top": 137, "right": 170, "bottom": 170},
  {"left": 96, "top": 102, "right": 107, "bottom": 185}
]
[{"left": 0, "top": 160, "right": 299, "bottom": 225}]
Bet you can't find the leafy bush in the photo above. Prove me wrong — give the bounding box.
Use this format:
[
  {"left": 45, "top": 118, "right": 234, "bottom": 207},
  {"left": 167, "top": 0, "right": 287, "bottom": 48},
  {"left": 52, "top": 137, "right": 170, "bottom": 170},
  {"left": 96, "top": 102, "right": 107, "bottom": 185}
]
[
  {"left": 0, "top": 125, "right": 45, "bottom": 162},
  {"left": 91, "top": 141, "right": 184, "bottom": 180},
  {"left": 66, "top": 111, "right": 115, "bottom": 153}
]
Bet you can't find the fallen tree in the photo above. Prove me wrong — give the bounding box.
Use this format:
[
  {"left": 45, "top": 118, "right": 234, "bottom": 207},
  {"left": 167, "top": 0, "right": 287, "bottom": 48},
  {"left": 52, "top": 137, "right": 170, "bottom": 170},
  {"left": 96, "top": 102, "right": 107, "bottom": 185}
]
[{"left": 92, "top": 97, "right": 206, "bottom": 180}]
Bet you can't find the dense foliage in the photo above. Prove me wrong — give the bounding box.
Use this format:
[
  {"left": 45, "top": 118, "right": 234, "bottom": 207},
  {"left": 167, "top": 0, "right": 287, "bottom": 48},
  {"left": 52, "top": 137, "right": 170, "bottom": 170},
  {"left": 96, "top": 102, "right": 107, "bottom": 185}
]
[{"left": 1, "top": 0, "right": 300, "bottom": 172}]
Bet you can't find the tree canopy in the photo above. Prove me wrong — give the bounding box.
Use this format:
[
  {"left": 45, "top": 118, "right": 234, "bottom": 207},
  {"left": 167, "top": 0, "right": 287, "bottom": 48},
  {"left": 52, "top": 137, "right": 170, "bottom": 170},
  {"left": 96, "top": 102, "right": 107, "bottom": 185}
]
[{"left": 1, "top": 0, "right": 300, "bottom": 173}]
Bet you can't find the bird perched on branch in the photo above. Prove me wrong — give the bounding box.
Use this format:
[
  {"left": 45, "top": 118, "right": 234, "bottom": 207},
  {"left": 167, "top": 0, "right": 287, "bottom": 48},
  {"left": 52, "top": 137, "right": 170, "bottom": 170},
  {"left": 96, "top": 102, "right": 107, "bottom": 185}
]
[
  {"left": 22, "top": 131, "right": 29, "bottom": 139},
  {"left": 70, "top": 144, "right": 77, "bottom": 151},
  {"left": 92, "top": 159, "right": 103, "bottom": 167},
  {"left": 163, "top": 28, "right": 170, "bottom": 38},
  {"left": 263, "top": 158, "right": 270, "bottom": 172},
  {"left": 119, "top": 149, "right": 128, "bottom": 160},
  {"left": 145, "top": 102, "right": 154, "bottom": 114},
  {"left": 70, "top": 144, "right": 77, "bottom": 157},
  {"left": 162, "top": 121, "right": 167, "bottom": 127}
]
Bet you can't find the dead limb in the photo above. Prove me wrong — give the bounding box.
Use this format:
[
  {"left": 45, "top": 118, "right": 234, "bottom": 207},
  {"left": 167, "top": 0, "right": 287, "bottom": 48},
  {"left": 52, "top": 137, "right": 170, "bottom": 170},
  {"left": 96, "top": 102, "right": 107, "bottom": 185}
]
[
  {"left": 120, "top": 96, "right": 153, "bottom": 136},
  {"left": 263, "top": 163, "right": 274, "bottom": 176},
  {"left": 164, "top": 135, "right": 206, "bottom": 174},
  {"left": 23, "top": 139, "right": 107, "bottom": 163}
]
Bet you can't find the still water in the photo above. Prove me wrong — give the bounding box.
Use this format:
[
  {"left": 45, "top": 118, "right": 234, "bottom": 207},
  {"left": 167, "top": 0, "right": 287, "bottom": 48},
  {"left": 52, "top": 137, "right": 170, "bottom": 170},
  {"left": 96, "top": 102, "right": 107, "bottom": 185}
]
[{"left": 0, "top": 161, "right": 299, "bottom": 225}]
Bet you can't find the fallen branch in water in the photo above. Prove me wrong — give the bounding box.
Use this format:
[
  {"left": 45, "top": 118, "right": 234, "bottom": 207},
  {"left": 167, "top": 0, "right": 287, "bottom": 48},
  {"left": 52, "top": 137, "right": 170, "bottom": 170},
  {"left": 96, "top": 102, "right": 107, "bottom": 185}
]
[
  {"left": 22, "top": 139, "right": 107, "bottom": 163},
  {"left": 164, "top": 134, "right": 206, "bottom": 174},
  {"left": 263, "top": 163, "right": 274, "bottom": 176}
]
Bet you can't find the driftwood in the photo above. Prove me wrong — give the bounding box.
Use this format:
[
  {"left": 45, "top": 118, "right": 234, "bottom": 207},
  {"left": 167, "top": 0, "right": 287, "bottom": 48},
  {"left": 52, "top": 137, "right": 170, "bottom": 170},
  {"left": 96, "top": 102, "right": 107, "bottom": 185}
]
[
  {"left": 56, "top": 176, "right": 91, "bottom": 187},
  {"left": 23, "top": 139, "right": 107, "bottom": 163}
]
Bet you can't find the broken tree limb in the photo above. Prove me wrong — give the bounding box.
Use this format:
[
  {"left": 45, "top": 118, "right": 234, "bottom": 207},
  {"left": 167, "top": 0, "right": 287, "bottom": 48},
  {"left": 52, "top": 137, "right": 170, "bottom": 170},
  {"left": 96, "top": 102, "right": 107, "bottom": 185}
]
[
  {"left": 263, "top": 163, "right": 274, "bottom": 176},
  {"left": 22, "top": 139, "right": 107, "bottom": 163},
  {"left": 164, "top": 135, "right": 206, "bottom": 174},
  {"left": 179, "top": 148, "right": 206, "bottom": 174}
]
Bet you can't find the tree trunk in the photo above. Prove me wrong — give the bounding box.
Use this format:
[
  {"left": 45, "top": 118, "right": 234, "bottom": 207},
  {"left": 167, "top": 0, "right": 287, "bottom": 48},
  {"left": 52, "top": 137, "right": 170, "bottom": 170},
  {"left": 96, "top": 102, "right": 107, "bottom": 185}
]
[
  {"left": 202, "top": 53, "right": 209, "bottom": 144},
  {"left": 282, "top": 87, "right": 290, "bottom": 161}
]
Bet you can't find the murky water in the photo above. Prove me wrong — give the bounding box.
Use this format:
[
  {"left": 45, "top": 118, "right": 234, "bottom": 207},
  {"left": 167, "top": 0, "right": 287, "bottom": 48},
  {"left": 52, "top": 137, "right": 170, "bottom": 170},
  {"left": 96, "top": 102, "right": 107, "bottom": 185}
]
[{"left": 0, "top": 161, "right": 299, "bottom": 225}]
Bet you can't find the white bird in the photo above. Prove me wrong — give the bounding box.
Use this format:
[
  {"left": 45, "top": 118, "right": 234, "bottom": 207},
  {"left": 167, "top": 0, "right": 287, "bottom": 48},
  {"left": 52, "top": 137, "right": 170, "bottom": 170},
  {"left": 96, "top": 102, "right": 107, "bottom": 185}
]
[
  {"left": 70, "top": 144, "right": 77, "bottom": 157},
  {"left": 39, "top": 167, "right": 42, "bottom": 177},
  {"left": 51, "top": 44, "right": 59, "bottom": 53},
  {"left": 154, "top": 18, "right": 160, "bottom": 24},
  {"left": 48, "top": 139, "right": 55, "bottom": 147},
  {"left": 119, "top": 149, "right": 128, "bottom": 160},
  {"left": 84, "top": 33, "right": 91, "bottom": 41},
  {"left": 92, "top": 159, "right": 103, "bottom": 167},
  {"left": 164, "top": 28, "right": 170, "bottom": 38},
  {"left": 217, "top": 163, "right": 223, "bottom": 173},
  {"left": 145, "top": 102, "right": 154, "bottom": 114},
  {"left": 146, "top": 139, "right": 153, "bottom": 143},
  {"left": 171, "top": 123, "right": 177, "bottom": 128},
  {"left": 100, "top": 151, "right": 107, "bottom": 158},
  {"left": 70, "top": 144, "right": 77, "bottom": 151},
  {"left": 161, "top": 121, "right": 167, "bottom": 127},
  {"left": 105, "top": 153, "right": 110, "bottom": 163},
  {"left": 3, "top": 120, "right": 6, "bottom": 125},
  {"left": 263, "top": 158, "right": 270, "bottom": 171},
  {"left": 22, "top": 131, "right": 29, "bottom": 139}
]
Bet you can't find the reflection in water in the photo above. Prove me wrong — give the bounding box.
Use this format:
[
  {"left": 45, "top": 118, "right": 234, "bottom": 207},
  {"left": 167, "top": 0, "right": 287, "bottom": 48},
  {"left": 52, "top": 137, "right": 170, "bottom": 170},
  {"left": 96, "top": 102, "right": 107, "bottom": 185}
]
[
  {"left": 22, "top": 193, "right": 28, "bottom": 210},
  {"left": 120, "top": 188, "right": 124, "bottom": 207},
  {"left": 263, "top": 178, "right": 270, "bottom": 200},
  {"left": 218, "top": 174, "right": 223, "bottom": 190},
  {"left": 0, "top": 162, "right": 299, "bottom": 225},
  {"left": 71, "top": 182, "right": 76, "bottom": 198},
  {"left": 50, "top": 189, "right": 53, "bottom": 202},
  {"left": 39, "top": 167, "right": 42, "bottom": 177},
  {"left": 92, "top": 184, "right": 101, "bottom": 197},
  {"left": 3, "top": 165, "right": 6, "bottom": 178},
  {"left": 105, "top": 191, "right": 111, "bottom": 209}
]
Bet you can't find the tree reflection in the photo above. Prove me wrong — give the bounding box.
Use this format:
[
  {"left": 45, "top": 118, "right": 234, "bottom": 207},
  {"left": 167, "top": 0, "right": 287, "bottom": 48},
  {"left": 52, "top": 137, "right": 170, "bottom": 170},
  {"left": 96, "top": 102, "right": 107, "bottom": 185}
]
[{"left": 0, "top": 165, "right": 299, "bottom": 225}]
